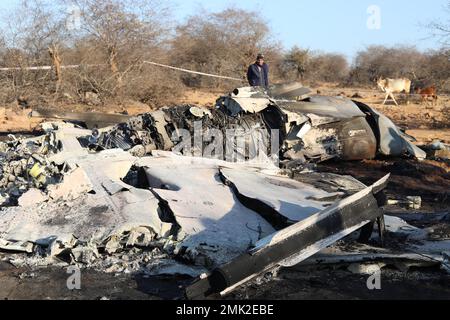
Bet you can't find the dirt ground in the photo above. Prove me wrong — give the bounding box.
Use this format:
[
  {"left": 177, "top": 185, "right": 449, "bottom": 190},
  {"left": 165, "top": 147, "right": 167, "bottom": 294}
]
[
  {"left": 0, "top": 84, "right": 449, "bottom": 300},
  {"left": 1, "top": 259, "right": 449, "bottom": 300},
  {"left": 0, "top": 260, "right": 189, "bottom": 300},
  {"left": 231, "top": 267, "right": 450, "bottom": 300}
]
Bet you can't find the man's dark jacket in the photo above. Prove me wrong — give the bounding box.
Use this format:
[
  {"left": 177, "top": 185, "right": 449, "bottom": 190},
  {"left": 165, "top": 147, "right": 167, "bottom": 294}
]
[{"left": 247, "top": 63, "right": 269, "bottom": 88}]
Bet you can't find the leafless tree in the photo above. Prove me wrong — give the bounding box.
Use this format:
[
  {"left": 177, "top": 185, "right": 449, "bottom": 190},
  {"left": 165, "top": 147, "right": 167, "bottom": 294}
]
[
  {"left": 281, "top": 46, "right": 310, "bottom": 81},
  {"left": 0, "top": 0, "right": 65, "bottom": 102},
  {"left": 280, "top": 48, "right": 348, "bottom": 84},
  {"left": 428, "top": 1, "right": 450, "bottom": 47},
  {"left": 308, "top": 52, "right": 349, "bottom": 83},
  {"left": 419, "top": 49, "right": 450, "bottom": 91},
  {"left": 59, "top": 0, "right": 172, "bottom": 98},
  {"left": 349, "top": 46, "right": 426, "bottom": 85},
  {"left": 4, "top": 0, "right": 64, "bottom": 62},
  {"left": 171, "top": 7, "right": 281, "bottom": 88}
]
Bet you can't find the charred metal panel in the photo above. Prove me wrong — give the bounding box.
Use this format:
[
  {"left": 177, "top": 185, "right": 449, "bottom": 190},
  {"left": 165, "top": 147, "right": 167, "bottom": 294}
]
[
  {"left": 216, "top": 96, "right": 271, "bottom": 116},
  {"left": 300, "top": 125, "right": 341, "bottom": 161},
  {"left": 353, "top": 101, "right": 426, "bottom": 159},
  {"left": 31, "top": 109, "right": 131, "bottom": 129},
  {"left": 185, "top": 175, "right": 389, "bottom": 299},
  {"left": 274, "top": 99, "right": 376, "bottom": 162},
  {"left": 278, "top": 96, "right": 365, "bottom": 123},
  {"left": 334, "top": 117, "right": 377, "bottom": 160},
  {"left": 268, "top": 83, "right": 312, "bottom": 100},
  {"left": 219, "top": 167, "right": 343, "bottom": 226}
]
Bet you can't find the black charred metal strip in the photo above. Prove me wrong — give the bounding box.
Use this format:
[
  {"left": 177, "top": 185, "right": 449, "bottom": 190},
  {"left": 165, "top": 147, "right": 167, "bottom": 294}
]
[
  {"left": 218, "top": 169, "right": 289, "bottom": 230},
  {"left": 352, "top": 100, "right": 383, "bottom": 153},
  {"left": 185, "top": 174, "right": 389, "bottom": 299}
]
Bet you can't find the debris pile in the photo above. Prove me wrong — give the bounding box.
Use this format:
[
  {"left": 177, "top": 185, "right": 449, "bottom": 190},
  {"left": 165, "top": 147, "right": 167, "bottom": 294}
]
[
  {"left": 82, "top": 85, "right": 427, "bottom": 167},
  {"left": 90, "top": 104, "right": 273, "bottom": 165},
  {"left": 0, "top": 84, "right": 448, "bottom": 299}
]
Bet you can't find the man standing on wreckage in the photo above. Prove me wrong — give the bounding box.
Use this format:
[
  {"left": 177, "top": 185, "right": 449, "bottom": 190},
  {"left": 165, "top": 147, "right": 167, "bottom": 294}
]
[{"left": 247, "top": 53, "right": 269, "bottom": 88}]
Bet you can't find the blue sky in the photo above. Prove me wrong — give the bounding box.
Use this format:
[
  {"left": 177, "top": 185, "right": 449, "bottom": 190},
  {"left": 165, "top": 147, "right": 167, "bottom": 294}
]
[
  {"left": 171, "top": 0, "right": 448, "bottom": 59},
  {"left": 0, "top": 0, "right": 447, "bottom": 60}
]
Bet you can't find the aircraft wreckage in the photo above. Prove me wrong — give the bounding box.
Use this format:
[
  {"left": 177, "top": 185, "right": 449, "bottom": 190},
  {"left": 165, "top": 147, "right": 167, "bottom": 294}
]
[{"left": 1, "top": 83, "right": 444, "bottom": 299}]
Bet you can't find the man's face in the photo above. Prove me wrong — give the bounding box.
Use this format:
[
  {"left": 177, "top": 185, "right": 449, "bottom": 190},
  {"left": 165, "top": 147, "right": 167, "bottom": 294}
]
[{"left": 257, "top": 58, "right": 264, "bottom": 66}]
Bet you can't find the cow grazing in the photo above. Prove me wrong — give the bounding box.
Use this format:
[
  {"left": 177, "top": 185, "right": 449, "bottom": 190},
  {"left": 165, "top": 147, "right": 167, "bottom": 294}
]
[
  {"left": 377, "top": 77, "right": 411, "bottom": 106},
  {"left": 415, "top": 86, "right": 438, "bottom": 106}
]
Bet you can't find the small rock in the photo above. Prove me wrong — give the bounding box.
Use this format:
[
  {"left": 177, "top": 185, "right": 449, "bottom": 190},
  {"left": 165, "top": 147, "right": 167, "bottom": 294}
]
[
  {"left": 0, "top": 193, "right": 9, "bottom": 206},
  {"left": 352, "top": 93, "right": 363, "bottom": 99},
  {"left": 105, "top": 263, "right": 125, "bottom": 273},
  {"left": 18, "top": 189, "right": 47, "bottom": 208}
]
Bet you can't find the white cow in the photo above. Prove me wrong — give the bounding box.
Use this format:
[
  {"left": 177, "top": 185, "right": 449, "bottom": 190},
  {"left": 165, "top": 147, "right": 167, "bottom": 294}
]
[{"left": 377, "top": 77, "right": 411, "bottom": 106}]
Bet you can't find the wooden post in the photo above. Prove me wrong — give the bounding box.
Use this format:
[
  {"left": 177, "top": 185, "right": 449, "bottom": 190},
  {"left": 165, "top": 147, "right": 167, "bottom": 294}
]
[
  {"left": 108, "top": 45, "right": 122, "bottom": 89},
  {"left": 48, "top": 45, "right": 62, "bottom": 88}
]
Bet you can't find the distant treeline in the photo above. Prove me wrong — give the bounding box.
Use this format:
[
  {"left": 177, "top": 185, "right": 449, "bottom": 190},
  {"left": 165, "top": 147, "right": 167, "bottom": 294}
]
[{"left": 0, "top": 0, "right": 448, "bottom": 107}]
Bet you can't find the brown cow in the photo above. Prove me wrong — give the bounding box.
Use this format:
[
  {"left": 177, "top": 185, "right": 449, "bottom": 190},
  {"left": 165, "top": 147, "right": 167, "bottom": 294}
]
[{"left": 414, "top": 86, "right": 438, "bottom": 106}]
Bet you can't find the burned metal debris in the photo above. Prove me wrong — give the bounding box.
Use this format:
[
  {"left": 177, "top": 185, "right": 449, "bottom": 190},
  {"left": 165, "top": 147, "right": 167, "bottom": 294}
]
[
  {"left": 1, "top": 84, "right": 447, "bottom": 300},
  {"left": 90, "top": 104, "right": 274, "bottom": 166},
  {"left": 215, "top": 85, "right": 426, "bottom": 162},
  {"left": 84, "top": 84, "right": 426, "bottom": 166},
  {"left": 0, "top": 133, "right": 62, "bottom": 206}
]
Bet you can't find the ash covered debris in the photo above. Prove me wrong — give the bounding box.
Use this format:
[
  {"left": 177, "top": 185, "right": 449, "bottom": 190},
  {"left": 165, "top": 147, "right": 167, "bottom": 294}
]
[
  {"left": 88, "top": 104, "right": 275, "bottom": 165},
  {"left": 0, "top": 132, "right": 63, "bottom": 207},
  {"left": 0, "top": 84, "right": 448, "bottom": 299}
]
